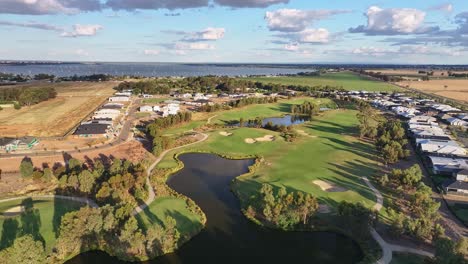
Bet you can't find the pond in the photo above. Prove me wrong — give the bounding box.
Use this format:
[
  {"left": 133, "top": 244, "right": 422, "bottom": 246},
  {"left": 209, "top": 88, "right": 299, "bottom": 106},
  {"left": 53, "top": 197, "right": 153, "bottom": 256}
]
[
  {"left": 232, "top": 115, "right": 311, "bottom": 127},
  {"left": 67, "top": 153, "right": 363, "bottom": 263}
]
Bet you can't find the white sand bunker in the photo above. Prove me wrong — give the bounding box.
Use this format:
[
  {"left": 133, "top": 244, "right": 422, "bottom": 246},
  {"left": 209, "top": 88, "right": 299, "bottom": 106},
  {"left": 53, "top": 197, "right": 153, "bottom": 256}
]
[
  {"left": 318, "top": 204, "right": 331, "bottom": 214},
  {"left": 3, "top": 206, "right": 25, "bottom": 216},
  {"left": 296, "top": 130, "right": 317, "bottom": 138},
  {"left": 219, "top": 131, "right": 233, "bottom": 136},
  {"left": 313, "top": 180, "right": 347, "bottom": 192},
  {"left": 245, "top": 135, "right": 275, "bottom": 144}
]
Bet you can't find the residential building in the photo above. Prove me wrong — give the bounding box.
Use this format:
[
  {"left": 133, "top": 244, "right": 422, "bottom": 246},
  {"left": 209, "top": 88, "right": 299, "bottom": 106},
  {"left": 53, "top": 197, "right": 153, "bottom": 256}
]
[
  {"left": 109, "top": 96, "right": 130, "bottom": 102},
  {"left": 416, "top": 139, "right": 466, "bottom": 156},
  {"left": 139, "top": 105, "right": 153, "bottom": 112},
  {"left": 74, "top": 123, "right": 110, "bottom": 137}
]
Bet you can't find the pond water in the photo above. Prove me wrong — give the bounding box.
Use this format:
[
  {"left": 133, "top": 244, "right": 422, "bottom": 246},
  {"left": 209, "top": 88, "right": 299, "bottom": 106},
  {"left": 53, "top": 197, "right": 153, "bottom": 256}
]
[
  {"left": 233, "top": 115, "right": 311, "bottom": 127},
  {"left": 67, "top": 153, "right": 363, "bottom": 264}
]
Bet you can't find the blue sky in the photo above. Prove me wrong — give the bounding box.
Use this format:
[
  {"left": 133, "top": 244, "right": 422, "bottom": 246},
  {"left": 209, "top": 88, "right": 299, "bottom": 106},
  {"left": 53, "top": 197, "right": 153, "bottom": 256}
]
[{"left": 0, "top": 0, "right": 467, "bottom": 63}]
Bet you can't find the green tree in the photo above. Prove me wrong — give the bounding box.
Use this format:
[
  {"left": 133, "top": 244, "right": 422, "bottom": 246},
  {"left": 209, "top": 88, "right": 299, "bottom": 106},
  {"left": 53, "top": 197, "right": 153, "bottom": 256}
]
[
  {"left": 19, "top": 160, "right": 34, "bottom": 178},
  {"left": 78, "top": 170, "right": 95, "bottom": 194},
  {"left": 0, "top": 235, "right": 46, "bottom": 264}
]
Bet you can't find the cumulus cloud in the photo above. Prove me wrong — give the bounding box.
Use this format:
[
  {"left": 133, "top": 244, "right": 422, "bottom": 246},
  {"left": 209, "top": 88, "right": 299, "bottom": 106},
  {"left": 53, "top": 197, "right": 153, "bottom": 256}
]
[
  {"left": 350, "top": 45, "right": 460, "bottom": 57},
  {"left": 144, "top": 49, "right": 160, "bottom": 55},
  {"left": 183, "top": 27, "right": 225, "bottom": 41},
  {"left": 284, "top": 42, "right": 299, "bottom": 51},
  {"left": 106, "top": 0, "right": 209, "bottom": 11},
  {"left": 214, "top": 0, "right": 288, "bottom": 8},
  {"left": 61, "top": 24, "right": 103, "bottom": 37},
  {"left": 276, "top": 28, "right": 330, "bottom": 44},
  {"left": 174, "top": 42, "right": 215, "bottom": 50},
  {"left": 265, "top": 8, "right": 350, "bottom": 32},
  {"left": 428, "top": 3, "right": 453, "bottom": 13},
  {"left": 349, "top": 6, "right": 438, "bottom": 35},
  {"left": 0, "top": 20, "right": 62, "bottom": 31},
  {"left": 0, "top": 0, "right": 101, "bottom": 15}
]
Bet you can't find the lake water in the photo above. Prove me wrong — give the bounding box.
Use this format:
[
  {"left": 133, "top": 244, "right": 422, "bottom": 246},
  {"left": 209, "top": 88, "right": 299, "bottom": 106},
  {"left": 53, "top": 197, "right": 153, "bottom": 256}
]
[
  {"left": 0, "top": 63, "right": 312, "bottom": 77},
  {"left": 67, "top": 153, "right": 363, "bottom": 264},
  {"left": 232, "top": 115, "right": 311, "bottom": 127}
]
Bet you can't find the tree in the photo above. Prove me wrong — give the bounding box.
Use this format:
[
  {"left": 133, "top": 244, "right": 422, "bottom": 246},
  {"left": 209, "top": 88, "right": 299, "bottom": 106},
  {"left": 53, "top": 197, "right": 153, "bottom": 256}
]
[
  {"left": 434, "top": 238, "right": 468, "bottom": 264},
  {"left": 78, "top": 170, "right": 95, "bottom": 194},
  {"left": 0, "top": 235, "right": 46, "bottom": 264},
  {"left": 19, "top": 160, "right": 34, "bottom": 178}
]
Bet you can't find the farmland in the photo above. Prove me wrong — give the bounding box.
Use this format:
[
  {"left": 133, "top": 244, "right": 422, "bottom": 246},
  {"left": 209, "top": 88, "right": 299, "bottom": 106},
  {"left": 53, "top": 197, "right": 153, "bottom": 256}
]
[
  {"left": 0, "top": 82, "right": 117, "bottom": 137},
  {"left": 240, "top": 72, "right": 400, "bottom": 92},
  {"left": 397, "top": 79, "right": 468, "bottom": 103}
]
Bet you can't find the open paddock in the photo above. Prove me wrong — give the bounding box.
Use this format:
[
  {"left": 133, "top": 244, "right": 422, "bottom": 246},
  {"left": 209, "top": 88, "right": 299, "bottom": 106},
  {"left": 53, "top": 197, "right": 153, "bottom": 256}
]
[
  {"left": 397, "top": 79, "right": 468, "bottom": 102},
  {"left": 0, "top": 81, "right": 118, "bottom": 137}
]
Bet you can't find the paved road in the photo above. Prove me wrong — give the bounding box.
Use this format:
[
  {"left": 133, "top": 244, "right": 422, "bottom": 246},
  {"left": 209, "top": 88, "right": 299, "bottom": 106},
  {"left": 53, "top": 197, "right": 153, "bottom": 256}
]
[
  {"left": 132, "top": 132, "right": 209, "bottom": 216},
  {"left": 363, "top": 176, "right": 435, "bottom": 264}
]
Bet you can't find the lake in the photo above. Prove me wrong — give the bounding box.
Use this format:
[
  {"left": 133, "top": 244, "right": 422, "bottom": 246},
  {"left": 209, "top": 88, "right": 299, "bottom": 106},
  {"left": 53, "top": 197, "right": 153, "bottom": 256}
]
[
  {"left": 67, "top": 153, "right": 363, "bottom": 263},
  {"left": 0, "top": 63, "right": 312, "bottom": 77},
  {"left": 232, "top": 115, "right": 311, "bottom": 127}
]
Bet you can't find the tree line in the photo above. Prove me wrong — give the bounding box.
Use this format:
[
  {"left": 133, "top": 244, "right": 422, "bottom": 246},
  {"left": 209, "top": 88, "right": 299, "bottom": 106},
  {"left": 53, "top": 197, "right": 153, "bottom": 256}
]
[
  {"left": 290, "top": 101, "right": 320, "bottom": 117},
  {"left": 0, "top": 86, "right": 56, "bottom": 107},
  {"left": 146, "top": 112, "right": 193, "bottom": 155}
]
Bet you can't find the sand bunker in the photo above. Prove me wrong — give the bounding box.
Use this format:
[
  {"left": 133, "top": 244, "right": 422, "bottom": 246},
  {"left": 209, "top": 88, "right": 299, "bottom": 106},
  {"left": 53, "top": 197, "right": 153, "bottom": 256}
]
[
  {"left": 219, "top": 131, "right": 233, "bottom": 136},
  {"left": 296, "top": 130, "right": 317, "bottom": 138},
  {"left": 313, "top": 180, "right": 347, "bottom": 192},
  {"left": 3, "top": 206, "right": 25, "bottom": 217},
  {"left": 244, "top": 135, "right": 275, "bottom": 144}
]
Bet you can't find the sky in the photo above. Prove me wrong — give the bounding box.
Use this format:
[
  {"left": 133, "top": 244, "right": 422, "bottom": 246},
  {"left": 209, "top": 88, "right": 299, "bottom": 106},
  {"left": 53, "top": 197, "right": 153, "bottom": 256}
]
[{"left": 0, "top": 0, "right": 467, "bottom": 64}]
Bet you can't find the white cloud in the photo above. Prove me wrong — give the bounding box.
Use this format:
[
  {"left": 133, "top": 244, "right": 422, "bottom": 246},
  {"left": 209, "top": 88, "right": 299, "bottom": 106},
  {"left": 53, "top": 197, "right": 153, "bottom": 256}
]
[
  {"left": 75, "top": 49, "right": 89, "bottom": 56},
  {"left": 0, "top": 0, "right": 100, "bottom": 15},
  {"left": 0, "top": 20, "right": 62, "bottom": 31},
  {"left": 61, "top": 24, "right": 103, "bottom": 37},
  {"left": 297, "top": 28, "right": 330, "bottom": 43},
  {"left": 174, "top": 42, "right": 215, "bottom": 50},
  {"left": 214, "top": 0, "right": 288, "bottom": 8},
  {"left": 350, "top": 45, "right": 460, "bottom": 57},
  {"left": 144, "top": 49, "right": 160, "bottom": 55},
  {"left": 265, "top": 8, "right": 349, "bottom": 32},
  {"left": 428, "top": 3, "right": 453, "bottom": 13},
  {"left": 184, "top": 27, "right": 225, "bottom": 41},
  {"left": 349, "top": 6, "right": 437, "bottom": 35},
  {"left": 284, "top": 42, "right": 299, "bottom": 51}
]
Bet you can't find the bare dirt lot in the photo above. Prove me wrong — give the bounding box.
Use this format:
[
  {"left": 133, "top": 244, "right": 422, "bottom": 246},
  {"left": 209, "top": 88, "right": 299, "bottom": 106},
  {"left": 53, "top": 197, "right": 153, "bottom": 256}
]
[
  {"left": 367, "top": 69, "right": 468, "bottom": 77},
  {"left": 396, "top": 79, "right": 468, "bottom": 102},
  {"left": 0, "top": 81, "right": 118, "bottom": 137}
]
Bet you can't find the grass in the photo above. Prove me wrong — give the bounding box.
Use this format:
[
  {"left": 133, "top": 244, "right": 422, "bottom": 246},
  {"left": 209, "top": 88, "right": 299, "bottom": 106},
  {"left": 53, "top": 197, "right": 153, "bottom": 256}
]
[
  {"left": 136, "top": 197, "right": 203, "bottom": 234},
  {"left": 0, "top": 81, "right": 116, "bottom": 137},
  {"left": 158, "top": 103, "right": 379, "bottom": 212},
  {"left": 0, "top": 197, "right": 84, "bottom": 252},
  {"left": 390, "top": 253, "right": 429, "bottom": 264},
  {"left": 449, "top": 203, "right": 468, "bottom": 226},
  {"left": 211, "top": 97, "right": 336, "bottom": 125},
  {"left": 136, "top": 112, "right": 151, "bottom": 118},
  {"left": 240, "top": 72, "right": 401, "bottom": 92}
]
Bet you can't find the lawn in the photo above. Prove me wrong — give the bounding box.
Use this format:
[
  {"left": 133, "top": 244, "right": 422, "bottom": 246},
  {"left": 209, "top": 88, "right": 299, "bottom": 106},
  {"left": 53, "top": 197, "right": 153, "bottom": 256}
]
[
  {"left": 0, "top": 197, "right": 84, "bottom": 252},
  {"left": 157, "top": 105, "right": 379, "bottom": 212},
  {"left": 449, "top": 203, "right": 468, "bottom": 226},
  {"left": 390, "top": 253, "right": 429, "bottom": 264},
  {"left": 136, "top": 197, "right": 203, "bottom": 234},
  {"left": 240, "top": 72, "right": 401, "bottom": 92}
]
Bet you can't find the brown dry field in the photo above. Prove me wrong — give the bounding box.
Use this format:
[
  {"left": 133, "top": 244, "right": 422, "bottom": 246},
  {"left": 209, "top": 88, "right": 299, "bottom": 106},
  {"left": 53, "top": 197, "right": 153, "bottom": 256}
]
[
  {"left": 367, "top": 69, "right": 468, "bottom": 77},
  {"left": 0, "top": 81, "right": 118, "bottom": 137},
  {"left": 397, "top": 79, "right": 468, "bottom": 102},
  {"left": 0, "top": 140, "right": 152, "bottom": 173}
]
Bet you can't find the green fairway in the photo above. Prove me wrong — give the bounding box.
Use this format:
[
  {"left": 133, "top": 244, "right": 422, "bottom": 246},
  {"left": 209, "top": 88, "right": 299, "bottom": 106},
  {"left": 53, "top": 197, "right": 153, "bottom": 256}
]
[
  {"left": 158, "top": 106, "right": 379, "bottom": 212},
  {"left": 241, "top": 72, "right": 401, "bottom": 92},
  {"left": 0, "top": 197, "right": 84, "bottom": 252},
  {"left": 211, "top": 97, "right": 336, "bottom": 125},
  {"left": 137, "top": 197, "right": 203, "bottom": 234},
  {"left": 450, "top": 203, "right": 468, "bottom": 225},
  {"left": 390, "top": 253, "right": 429, "bottom": 264}
]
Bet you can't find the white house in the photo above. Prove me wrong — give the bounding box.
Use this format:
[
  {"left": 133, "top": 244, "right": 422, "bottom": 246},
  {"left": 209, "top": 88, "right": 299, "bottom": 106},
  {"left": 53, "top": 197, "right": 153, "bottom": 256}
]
[
  {"left": 142, "top": 94, "right": 153, "bottom": 98},
  {"left": 417, "top": 139, "right": 466, "bottom": 156},
  {"left": 109, "top": 96, "right": 130, "bottom": 102},
  {"left": 139, "top": 105, "right": 153, "bottom": 112},
  {"left": 446, "top": 117, "right": 467, "bottom": 127},
  {"left": 115, "top": 92, "right": 132, "bottom": 97},
  {"left": 409, "top": 116, "right": 437, "bottom": 126},
  {"left": 153, "top": 106, "right": 161, "bottom": 112}
]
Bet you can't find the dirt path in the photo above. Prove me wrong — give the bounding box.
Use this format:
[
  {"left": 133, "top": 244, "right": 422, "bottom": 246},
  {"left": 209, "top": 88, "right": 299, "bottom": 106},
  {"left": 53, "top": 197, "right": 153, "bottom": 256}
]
[
  {"left": 131, "top": 132, "right": 209, "bottom": 216},
  {"left": 363, "top": 177, "right": 435, "bottom": 263},
  {"left": 206, "top": 114, "right": 218, "bottom": 124}
]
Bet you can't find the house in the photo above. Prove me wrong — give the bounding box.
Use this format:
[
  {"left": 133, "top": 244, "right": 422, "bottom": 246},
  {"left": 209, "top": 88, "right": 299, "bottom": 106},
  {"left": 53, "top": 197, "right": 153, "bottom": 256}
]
[
  {"left": 416, "top": 139, "right": 466, "bottom": 156},
  {"left": 410, "top": 126, "right": 451, "bottom": 140},
  {"left": 101, "top": 103, "right": 123, "bottom": 110},
  {"left": 409, "top": 116, "right": 437, "bottom": 126},
  {"left": 115, "top": 92, "right": 132, "bottom": 97},
  {"left": 139, "top": 106, "right": 153, "bottom": 112},
  {"left": 142, "top": 94, "right": 153, "bottom": 98},
  {"left": 0, "top": 137, "right": 39, "bottom": 152},
  {"left": 153, "top": 106, "right": 161, "bottom": 112},
  {"left": 427, "top": 156, "right": 468, "bottom": 176},
  {"left": 74, "top": 123, "right": 110, "bottom": 137},
  {"left": 185, "top": 99, "right": 214, "bottom": 107},
  {"left": 446, "top": 117, "right": 467, "bottom": 127},
  {"left": 81, "top": 120, "right": 113, "bottom": 126},
  {"left": 457, "top": 114, "right": 468, "bottom": 121},
  {"left": 109, "top": 96, "right": 130, "bottom": 102},
  {"left": 444, "top": 180, "right": 468, "bottom": 195}
]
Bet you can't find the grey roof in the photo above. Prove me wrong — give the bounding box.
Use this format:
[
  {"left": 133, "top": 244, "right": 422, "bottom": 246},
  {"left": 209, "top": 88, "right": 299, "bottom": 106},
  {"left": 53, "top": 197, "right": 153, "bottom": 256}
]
[
  {"left": 445, "top": 179, "right": 468, "bottom": 191},
  {"left": 74, "top": 124, "right": 109, "bottom": 135},
  {"left": 0, "top": 137, "right": 16, "bottom": 146}
]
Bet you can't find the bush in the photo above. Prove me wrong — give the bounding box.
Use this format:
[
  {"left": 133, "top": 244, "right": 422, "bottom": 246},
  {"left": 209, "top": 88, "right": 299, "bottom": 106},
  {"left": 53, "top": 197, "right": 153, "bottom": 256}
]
[{"left": 13, "top": 103, "right": 21, "bottom": 110}]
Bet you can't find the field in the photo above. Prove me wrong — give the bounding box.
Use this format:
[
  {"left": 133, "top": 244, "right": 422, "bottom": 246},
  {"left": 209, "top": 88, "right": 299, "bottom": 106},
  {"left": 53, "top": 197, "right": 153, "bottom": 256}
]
[
  {"left": 241, "top": 72, "right": 400, "bottom": 92},
  {"left": 0, "top": 197, "right": 84, "bottom": 252},
  {"left": 137, "top": 197, "right": 203, "bottom": 234},
  {"left": 0, "top": 81, "right": 117, "bottom": 137},
  {"left": 397, "top": 79, "right": 468, "bottom": 102},
  {"left": 157, "top": 99, "right": 379, "bottom": 211},
  {"left": 449, "top": 203, "right": 468, "bottom": 226}
]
